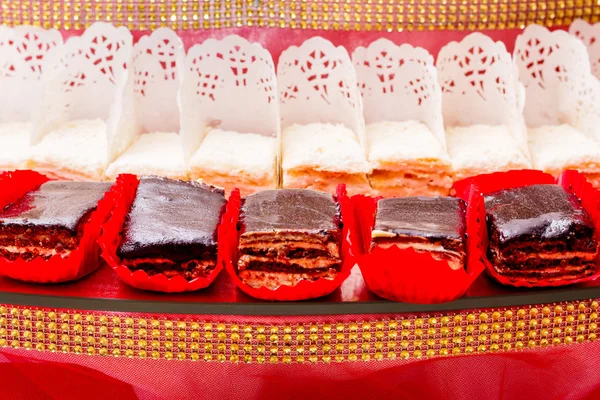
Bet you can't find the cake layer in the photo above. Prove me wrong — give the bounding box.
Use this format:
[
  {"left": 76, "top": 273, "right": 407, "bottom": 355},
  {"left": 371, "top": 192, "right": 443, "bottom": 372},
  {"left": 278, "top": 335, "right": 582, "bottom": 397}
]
[
  {"left": 493, "top": 258, "right": 596, "bottom": 280},
  {"left": 122, "top": 257, "right": 217, "bottom": 280},
  {"left": 238, "top": 255, "right": 341, "bottom": 271},
  {"left": 485, "top": 184, "right": 596, "bottom": 247},
  {"left": 238, "top": 269, "right": 338, "bottom": 289},
  {"left": 0, "top": 245, "right": 72, "bottom": 261},
  {"left": 282, "top": 169, "right": 371, "bottom": 194},
  {"left": 0, "top": 181, "right": 110, "bottom": 234},
  {"left": 118, "top": 176, "right": 226, "bottom": 260},
  {"left": 369, "top": 168, "right": 453, "bottom": 197}
]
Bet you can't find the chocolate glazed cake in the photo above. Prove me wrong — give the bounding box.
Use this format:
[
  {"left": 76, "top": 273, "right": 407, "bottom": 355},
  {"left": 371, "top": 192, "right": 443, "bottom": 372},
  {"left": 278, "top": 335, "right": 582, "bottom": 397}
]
[
  {"left": 0, "top": 181, "right": 111, "bottom": 261},
  {"left": 117, "top": 176, "right": 226, "bottom": 280},
  {"left": 485, "top": 184, "right": 599, "bottom": 283},
  {"left": 237, "top": 189, "right": 342, "bottom": 289},
  {"left": 371, "top": 197, "right": 467, "bottom": 270}
]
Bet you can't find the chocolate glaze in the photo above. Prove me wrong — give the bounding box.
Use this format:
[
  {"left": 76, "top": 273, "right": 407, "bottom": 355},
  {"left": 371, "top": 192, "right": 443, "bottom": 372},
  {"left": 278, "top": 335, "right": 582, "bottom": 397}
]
[
  {"left": 240, "top": 189, "right": 340, "bottom": 234},
  {"left": 0, "top": 181, "right": 110, "bottom": 234},
  {"left": 484, "top": 184, "right": 596, "bottom": 247},
  {"left": 373, "top": 197, "right": 466, "bottom": 242},
  {"left": 118, "top": 176, "right": 226, "bottom": 260}
]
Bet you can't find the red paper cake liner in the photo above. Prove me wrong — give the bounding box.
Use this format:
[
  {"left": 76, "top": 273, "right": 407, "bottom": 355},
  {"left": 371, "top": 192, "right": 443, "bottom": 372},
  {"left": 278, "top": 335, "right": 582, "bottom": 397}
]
[
  {"left": 98, "top": 174, "right": 226, "bottom": 293},
  {"left": 223, "top": 185, "right": 355, "bottom": 301},
  {"left": 351, "top": 188, "right": 486, "bottom": 304},
  {"left": 0, "top": 170, "right": 113, "bottom": 283},
  {"left": 453, "top": 169, "right": 600, "bottom": 288}
]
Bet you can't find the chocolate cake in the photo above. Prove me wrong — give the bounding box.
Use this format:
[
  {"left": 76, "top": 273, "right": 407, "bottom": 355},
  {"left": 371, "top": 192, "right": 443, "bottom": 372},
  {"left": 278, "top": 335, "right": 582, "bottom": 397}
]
[
  {"left": 485, "top": 184, "right": 599, "bottom": 283},
  {"left": 0, "top": 181, "right": 111, "bottom": 261},
  {"left": 237, "top": 189, "right": 342, "bottom": 289},
  {"left": 371, "top": 197, "right": 467, "bottom": 269},
  {"left": 117, "top": 176, "right": 226, "bottom": 280}
]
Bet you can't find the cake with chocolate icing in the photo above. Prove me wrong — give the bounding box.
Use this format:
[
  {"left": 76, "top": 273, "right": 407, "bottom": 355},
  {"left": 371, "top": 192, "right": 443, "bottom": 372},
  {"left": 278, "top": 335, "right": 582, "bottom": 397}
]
[
  {"left": 371, "top": 197, "right": 466, "bottom": 269},
  {"left": 117, "top": 176, "right": 226, "bottom": 280},
  {"left": 0, "top": 181, "right": 111, "bottom": 261},
  {"left": 237, "top": 189, "right": 342, "bottom": 289},
  {"left": 485, "top": 184, "right": 599, "bottom": 283}
]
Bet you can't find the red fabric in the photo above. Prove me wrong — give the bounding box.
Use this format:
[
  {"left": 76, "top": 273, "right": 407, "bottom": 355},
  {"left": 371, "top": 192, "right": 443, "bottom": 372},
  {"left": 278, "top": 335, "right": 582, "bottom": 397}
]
[{"left": 2, "top": 342, "right": 600, "bottom": 400}]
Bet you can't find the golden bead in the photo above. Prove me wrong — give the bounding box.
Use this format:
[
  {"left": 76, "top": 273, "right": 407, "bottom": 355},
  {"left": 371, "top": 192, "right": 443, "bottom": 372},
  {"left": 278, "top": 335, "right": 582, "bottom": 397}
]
[{"left": 555, "top": 305, "right": 564, "bottom": 313}]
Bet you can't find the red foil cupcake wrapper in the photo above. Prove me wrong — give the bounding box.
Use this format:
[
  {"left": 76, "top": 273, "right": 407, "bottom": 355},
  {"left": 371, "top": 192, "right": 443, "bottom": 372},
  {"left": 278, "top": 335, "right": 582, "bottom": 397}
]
[
  {"left": 454, "top": 169, "right": 600, "bottom": 288},
  {"left": 0, "top": 170, "right": 112, "bottom": 283},
  {"left": 223, "top": 185, "right": 355, "bottom": 301},
  {"left": 351, "top": 188, "right": 486, "bottom": 304},
  {"left": 98, "top": 174, "right": 226, "bottom": 293}
]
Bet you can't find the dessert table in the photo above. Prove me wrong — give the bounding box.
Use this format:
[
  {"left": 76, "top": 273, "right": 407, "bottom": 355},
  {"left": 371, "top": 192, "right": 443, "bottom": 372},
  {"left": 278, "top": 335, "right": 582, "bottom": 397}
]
[{"left": 1, "top": 1, "right": 600, "bottom": 399}]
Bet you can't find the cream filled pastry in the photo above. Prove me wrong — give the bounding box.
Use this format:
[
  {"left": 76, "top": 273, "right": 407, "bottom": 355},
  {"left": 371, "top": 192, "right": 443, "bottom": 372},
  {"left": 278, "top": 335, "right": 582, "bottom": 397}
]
[
  {"left": 528, "top": 124, "right": 600, "bottom": 187},
  {"left": 30, "top": 119, "right": 108, "bottom": 181},
  {"left": 188, "top": 128, "right": 278, "bottom": 195},
  {"left": 0, "top": 121, "right": 32, "bottom": 171},
  {"left": 366, "top": 120, "right": 453, "bottom": 197},
  {"left": 106, "top": 132, "right": 187, "bottom": 180},
  {"left": 446, "top": 124, "right": 531, "bottom": 181},
  {"left": 281, "top": 123, "right": 371, "bottom": 194},
  {"left": 372, "top": 196, "right": 467, "bottom": 270}
]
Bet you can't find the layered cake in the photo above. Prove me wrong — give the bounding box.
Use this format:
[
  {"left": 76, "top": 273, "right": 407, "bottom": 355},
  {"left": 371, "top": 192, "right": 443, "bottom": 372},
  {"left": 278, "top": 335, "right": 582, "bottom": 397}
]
[
  {"left": 446, "top": 125, "right": 532, "bottom": 181},
  {"left": 366, "top": 121, "right": 453, "bottom": 196},
  {"left": 237, "top": 189, "right": 342, "bottom": 289},
  {"left": 0, "top": 181, "right": 111, "bottom": 260},
  {"left": 281, "top": 123, "right": 371, "bottom": 194},
  {"left": 106, "top": 132, "right": 188, "bottom": 180},
  {"left": 372, "top": 197, "right": 467, "bottom": 270},
  {"left": 188, "top": 128, "right": 278, "bottom": 195},
  {"left": 117, "top": 176, "right": 226, "bottom": 280},
  {"left": 528, "top": 124, "right": 600, "bottom": 187},
  {"left": 485, "top": 184, "right": 599, "bottom": 282}
]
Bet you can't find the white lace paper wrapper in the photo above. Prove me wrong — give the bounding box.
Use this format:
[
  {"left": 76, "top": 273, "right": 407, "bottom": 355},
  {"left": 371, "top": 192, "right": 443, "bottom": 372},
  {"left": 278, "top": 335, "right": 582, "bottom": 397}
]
[
  {"left": 352, "top": 39, "right": 445, "bottom": 148},
  {"left": 570, "top": 19, "right": 600, "bottom": 79},
  {"left": 32, "top": 22, "right": 134, "bottom": 162},
  {"left": 277, "top": 37, "right": 365, "bottom": 145},
  {"left": 515, "top": 25, "right": 600, "bottom": 144},
  {"left": 0, "top": 26, "right": 62, "bottom": 124},
  {"left": 180, "top": 34, "right": 279, "bottom": 162},
  {"left": 437, "top": 32, "right": 527, "bottom": 152},
  {"left": 133, "top": 28, "right": 183, "bottom": 135}
]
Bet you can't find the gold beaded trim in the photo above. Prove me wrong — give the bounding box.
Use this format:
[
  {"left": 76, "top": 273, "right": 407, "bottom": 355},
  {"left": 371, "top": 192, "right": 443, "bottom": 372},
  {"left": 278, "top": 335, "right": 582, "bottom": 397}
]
[
  {"left": 0, "top": 300, "right": 599, "bottom": 363},
  {"left": 0, "top": 0, "right": 598, "bottom": 32}
]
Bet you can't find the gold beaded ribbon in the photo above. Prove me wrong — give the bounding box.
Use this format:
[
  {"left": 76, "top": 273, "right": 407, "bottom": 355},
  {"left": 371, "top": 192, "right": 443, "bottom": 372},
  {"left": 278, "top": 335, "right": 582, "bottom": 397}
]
[
  {"left": 0, "top": 300, "right": 599, "bottom": 363},
  {"left": 0, "top": 0, "right": 598, "bottom": 32}
]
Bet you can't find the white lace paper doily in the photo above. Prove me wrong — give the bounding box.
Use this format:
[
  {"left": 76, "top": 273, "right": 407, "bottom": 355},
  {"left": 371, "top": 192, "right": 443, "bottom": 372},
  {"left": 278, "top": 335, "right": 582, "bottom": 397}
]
[
  {"left": 437, "top": 32, "right": 527, "bottom": 152},
  {"left": 278, "top": 36, "right": 365, "bottom": 145},
  {"left": 180, "top": 34, "right": 279, "bottom": 162},
  {"left": 352, "top": 38, "right": 445, "bottom": 148}
]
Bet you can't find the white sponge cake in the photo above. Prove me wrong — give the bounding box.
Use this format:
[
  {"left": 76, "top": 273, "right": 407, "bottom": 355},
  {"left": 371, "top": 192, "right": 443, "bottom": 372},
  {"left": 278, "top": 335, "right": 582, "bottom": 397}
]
[
  {"left": 446, "top": 124, "right": 531, "bottom": 181},
  {"left": 30, "top": 119, "right": 108, "bottom": 180},
  {"left": 282, "top": 123, "right": 371, "bottom": 194},
  {"left": 106, "top": 132, "right": 187, "bottom": 180},
  {"left": 0, "top": 122, "right": 32, "bottom": 171},
  {"left": 188, "top": 128, "right": 278, "bottom": 195},
  {"left": 366, "top": 120, "right": 452, "bottom": 196},
  {"left": 528, "top": 124, "right": 600, "bottom": 186}
]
